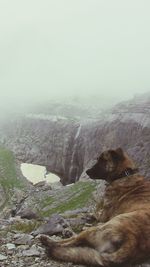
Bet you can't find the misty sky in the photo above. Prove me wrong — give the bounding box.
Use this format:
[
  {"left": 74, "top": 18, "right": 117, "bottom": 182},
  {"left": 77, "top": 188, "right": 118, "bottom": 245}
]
[{"left": 0, "top": 0, "right": 150, "bottom": 109}]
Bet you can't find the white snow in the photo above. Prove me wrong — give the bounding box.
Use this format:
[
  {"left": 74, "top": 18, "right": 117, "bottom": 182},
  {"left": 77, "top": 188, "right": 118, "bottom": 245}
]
[{"left": 21, "top": 163, "right": 60, "bottom": 185}]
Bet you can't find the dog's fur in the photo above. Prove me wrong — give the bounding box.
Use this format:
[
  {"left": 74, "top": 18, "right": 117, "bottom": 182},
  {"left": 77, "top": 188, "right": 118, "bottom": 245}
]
[{"left": 40, "top": 148, "right": 150, "bottom": 266}]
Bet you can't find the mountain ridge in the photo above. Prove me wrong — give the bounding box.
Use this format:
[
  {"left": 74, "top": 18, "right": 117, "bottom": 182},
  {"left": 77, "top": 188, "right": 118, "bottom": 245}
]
[{"left": 0, "top": 92, "right": 150, "bottom": 184}]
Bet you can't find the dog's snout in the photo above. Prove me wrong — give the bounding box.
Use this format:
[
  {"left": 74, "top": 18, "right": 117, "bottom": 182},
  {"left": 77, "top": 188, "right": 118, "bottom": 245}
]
[
  {"left": 86, "top": 168, "right": 95, "bottom": 179},
  {"left": 86, "top": 169, "right": 90, "bottom": 175}
]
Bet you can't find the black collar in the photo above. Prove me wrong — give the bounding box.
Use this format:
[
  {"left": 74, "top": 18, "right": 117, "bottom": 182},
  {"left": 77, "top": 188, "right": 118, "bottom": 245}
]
[{"left": 118, "top": 168, "right": 139, "bottom": 179}]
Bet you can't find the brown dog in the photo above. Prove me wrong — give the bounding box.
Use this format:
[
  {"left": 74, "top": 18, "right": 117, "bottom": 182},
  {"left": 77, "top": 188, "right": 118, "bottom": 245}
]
[{"left": 40, "top": 148, "right": 150, "bottom": 266}]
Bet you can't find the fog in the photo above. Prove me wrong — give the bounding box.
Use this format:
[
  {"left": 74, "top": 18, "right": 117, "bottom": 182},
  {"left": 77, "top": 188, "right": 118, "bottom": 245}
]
[{"left": 0, "top": 0, "right": 150, "bottom": 113}]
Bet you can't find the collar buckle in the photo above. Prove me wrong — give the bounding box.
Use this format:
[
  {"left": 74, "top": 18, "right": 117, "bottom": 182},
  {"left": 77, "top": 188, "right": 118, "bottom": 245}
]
[{"left": 125, "top": 170, "right": 130, "bottom": 176}]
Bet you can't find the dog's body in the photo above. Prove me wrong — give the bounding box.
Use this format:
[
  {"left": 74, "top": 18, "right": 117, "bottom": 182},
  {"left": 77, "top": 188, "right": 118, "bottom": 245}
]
[
  {"left": 40, "top": 148, "right": 150, "bottom": 266},
  {"left": 97, "top": 174, "right": 150, "bottom": 223}
]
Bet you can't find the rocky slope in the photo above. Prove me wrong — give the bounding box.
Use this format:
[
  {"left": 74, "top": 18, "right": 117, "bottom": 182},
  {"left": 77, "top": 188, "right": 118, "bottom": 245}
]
[
  {"left": 1, "top": 93, "right": 150, "bottom": 184},
  {"left": 0, "top": 178, "right": 99, "bottom": 267}
]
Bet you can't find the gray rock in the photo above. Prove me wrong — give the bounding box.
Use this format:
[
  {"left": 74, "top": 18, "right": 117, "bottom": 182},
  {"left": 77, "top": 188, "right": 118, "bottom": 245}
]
[
  {"left": 6, "top": 243, "right": 16, "bottom": 250},
  {"left": 32, "top": 222, "right": 63, "bottom": 237},
  {"left": 21, "top": 245, "right": 43, "bottom": 257},
  {"left": 17, "top": 208, "right": 39, "bottom": 220},
  {"left": 62, "top": 207, "right": 89, "bottom": 217},
  {"left": 32, "top": 214, "right": 69, "bottom": 236},
  {"left": 34, "top": 181, "right": 52, "bottom": 191},
  {"left": 14, "top": 234, "right": 33, "bottom": 245},
  {"left": 0, "top": 254, "right": 7, "bottom": 260},
  {"left": 50, "top": 181, "right": 63, "bottom": 189}
]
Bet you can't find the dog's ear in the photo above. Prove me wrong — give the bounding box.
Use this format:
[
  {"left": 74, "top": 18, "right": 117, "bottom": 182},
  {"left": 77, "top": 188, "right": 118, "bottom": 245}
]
[{"left": 111, "top": 148, "right": 125, "bottom": 161}]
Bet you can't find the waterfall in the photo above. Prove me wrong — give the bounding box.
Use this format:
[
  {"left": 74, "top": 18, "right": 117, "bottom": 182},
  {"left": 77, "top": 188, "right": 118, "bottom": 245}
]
[
  {"left": 74, "top": 124, "right": 82, "bottom": 140},
  {"left": 69, "top": 124, "right": 82, "bottom": 182}
]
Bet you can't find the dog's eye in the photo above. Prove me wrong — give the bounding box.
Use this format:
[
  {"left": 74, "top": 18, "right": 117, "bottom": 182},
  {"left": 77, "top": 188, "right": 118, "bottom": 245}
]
[{"left": 101, "top": 157, "right": 106, "bottom": 162}]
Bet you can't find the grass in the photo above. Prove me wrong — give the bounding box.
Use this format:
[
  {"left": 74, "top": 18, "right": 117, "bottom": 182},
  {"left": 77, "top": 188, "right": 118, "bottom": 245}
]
[
  {"left": 40, "top": 196, "right": 54, "bottom": 209},
  {"left": 0, "top": 147, "right": 23, "bottom": 189},
  {"left": 3, "top": 220, "right": 42, "bottom": 234},
  {"left": 0, "top": 147, "right": 24, "bottom": 210},
  {"left": 40, "top": 181, "right": 96, "bottom": 217}
]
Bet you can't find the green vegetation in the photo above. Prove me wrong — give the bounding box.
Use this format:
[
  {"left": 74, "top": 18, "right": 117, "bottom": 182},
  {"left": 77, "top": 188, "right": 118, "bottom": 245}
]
[
  {"left": 0, "top": 147, "right": 22, "bottom": 189},
  {"left": 10, "top": 220, "right": 41, "bottom": 233},
  {"left": 40, "top": 195, "right": 54, "bottom": 209},
  {"left": 40, "top": 181, "right": 96, "bottom": 217},
  {"left": 3, "top": 220, "right": 42, "bottom": 235},
  {"left": 0, "top": 147, "right": 24, "bottom": 210}
]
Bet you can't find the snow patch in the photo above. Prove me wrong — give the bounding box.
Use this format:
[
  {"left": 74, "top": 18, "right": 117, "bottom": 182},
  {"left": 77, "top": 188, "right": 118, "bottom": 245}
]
[{"left": 21, "top": 163, "right": 60, "bottom": 185}]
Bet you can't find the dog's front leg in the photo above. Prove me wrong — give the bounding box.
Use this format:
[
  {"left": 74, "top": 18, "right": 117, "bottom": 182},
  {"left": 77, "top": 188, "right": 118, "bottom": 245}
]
[
  {"left": 40, "top": 235, "right": 103, "bottom": 266},
  {"left": 40, "top": 225, "right": 97, "bottom": 247}
]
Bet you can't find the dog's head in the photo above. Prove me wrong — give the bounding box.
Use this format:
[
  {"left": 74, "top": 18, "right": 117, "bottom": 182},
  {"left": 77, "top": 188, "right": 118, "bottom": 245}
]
[{"left": 86, "top": 148, "right": 137, "bottom": 182}]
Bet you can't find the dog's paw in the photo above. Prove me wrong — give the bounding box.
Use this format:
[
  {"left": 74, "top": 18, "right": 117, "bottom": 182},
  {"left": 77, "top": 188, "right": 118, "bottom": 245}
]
[{"left": 39, "top": 235, "right": 56, "bottom": 249}]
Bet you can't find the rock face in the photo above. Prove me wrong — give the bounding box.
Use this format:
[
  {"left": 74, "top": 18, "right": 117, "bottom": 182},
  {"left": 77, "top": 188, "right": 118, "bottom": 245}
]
[
  {"left": 0, "top": 117, "right": 84, "bottom": 184},
  {"left": 1, "top": 93, "right": 150, "bottom": 184}
]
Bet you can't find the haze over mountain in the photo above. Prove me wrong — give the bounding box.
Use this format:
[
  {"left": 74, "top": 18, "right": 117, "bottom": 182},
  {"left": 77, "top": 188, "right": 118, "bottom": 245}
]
[{"left": 0, "top": 0, "right": 150, "bottom": 115}]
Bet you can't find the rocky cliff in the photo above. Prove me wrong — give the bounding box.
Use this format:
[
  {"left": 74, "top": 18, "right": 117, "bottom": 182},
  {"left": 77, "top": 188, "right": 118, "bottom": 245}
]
[{"left": 1, "top": 93, "right": 150, "bottom": 184}]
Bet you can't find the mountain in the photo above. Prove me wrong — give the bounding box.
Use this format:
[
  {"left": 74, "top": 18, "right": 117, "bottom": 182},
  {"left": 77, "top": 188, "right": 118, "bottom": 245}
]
[{"left": 0, "top": 92, "right": 150, "bottom": 185}]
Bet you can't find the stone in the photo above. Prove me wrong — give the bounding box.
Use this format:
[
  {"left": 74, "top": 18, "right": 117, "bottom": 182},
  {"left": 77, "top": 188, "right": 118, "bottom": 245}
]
[
  {"left": 62, "top": 207, "right": 89, "bottom": 217},
  {"left": 0, "top": 254, "right": 7, "bottom": 261},
  {"left": 6, "top": 243, "right": 16, "bottom": 250},
  {"left": 14, "top": 234, "right": 33, "bottom": 245},
  {"left": 21, "top": 245, "right": 42, "bottom": 257},
  {"left": 17, "top": 208, "right": 39, "bottom": 220},
  {"left": 32, "top": 214, "right": 69, "bottom": 236}
]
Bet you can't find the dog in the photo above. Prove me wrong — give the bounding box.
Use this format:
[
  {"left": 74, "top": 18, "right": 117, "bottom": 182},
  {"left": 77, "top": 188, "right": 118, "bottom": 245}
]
[{"left": 40, "top": 148, "right": 150, "bottom": 266}]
